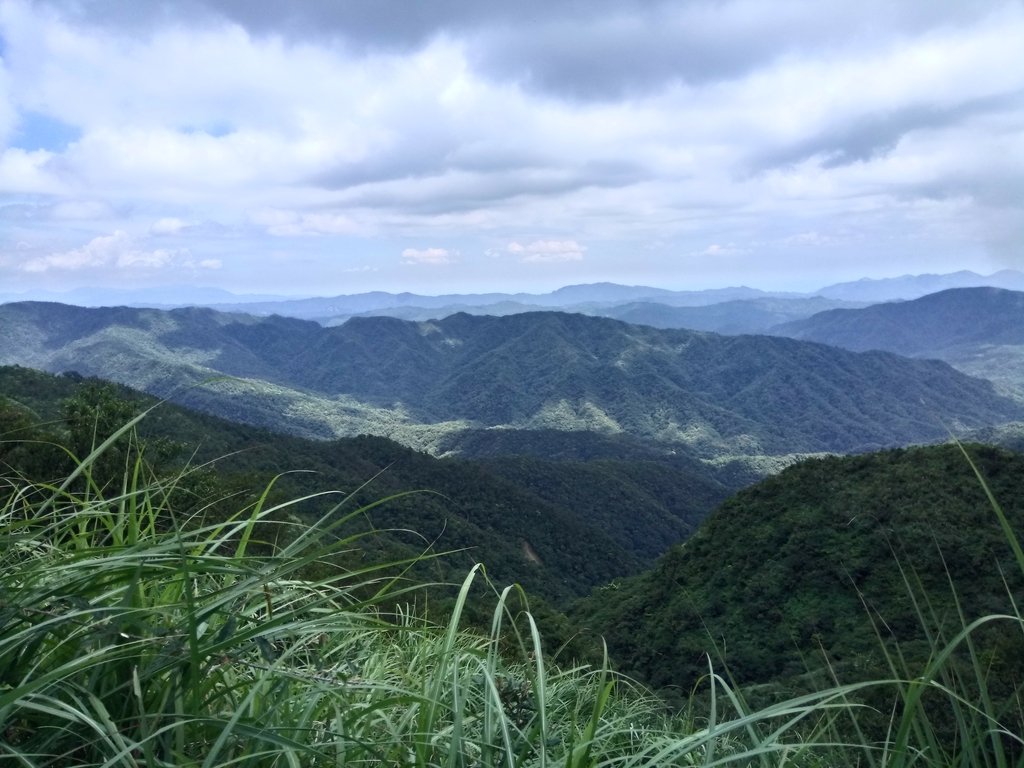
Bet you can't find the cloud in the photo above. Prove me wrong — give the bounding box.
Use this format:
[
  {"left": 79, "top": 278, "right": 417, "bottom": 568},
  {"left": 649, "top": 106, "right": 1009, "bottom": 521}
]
[
  {"left": 2, "top": 0, "right": 1023, "bottom": 294},
  {"left": 0, "top": 147, "right": 63, "bottom": 195},
  {"left": 251, "top": 209, "right": 368, "bottom": 237},
  {"left": 510, "top": 240, "right": 586, "bottom": 263},
  {"left": 20, "top": 230, "right": 200, "bottom": 273},
  {"left": 151, "top": 217, "right": 191, "bottom": 235},
  {"left": 401, "top": 247, "right": 454, "bottom": 265},
  {"left": 782, "top": 231, "right": 837, "bottom": 247},
  {"left": 695, "top": 243, "right": 747, "bottom": 258},
  {"left": 21, "top": 230, "right": 129, "bottom": 272},
  {"left": 32, "top": 1, "right": 1002, "bottom": 101}
]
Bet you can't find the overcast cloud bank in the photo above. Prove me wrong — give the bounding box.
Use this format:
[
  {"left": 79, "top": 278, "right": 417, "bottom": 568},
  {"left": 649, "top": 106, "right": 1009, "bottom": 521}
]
[{"left": 1, "top": 0, "right": 1021, "bottom": 296}]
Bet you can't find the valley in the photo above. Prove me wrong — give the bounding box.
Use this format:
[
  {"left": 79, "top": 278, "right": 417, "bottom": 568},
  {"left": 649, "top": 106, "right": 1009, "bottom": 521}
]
[
  {"left": 2, "top": 274, "right": 1024, "bottom": 762},
  {"left": 2, "top": 296, "right": 1022, "bottom": 465}
]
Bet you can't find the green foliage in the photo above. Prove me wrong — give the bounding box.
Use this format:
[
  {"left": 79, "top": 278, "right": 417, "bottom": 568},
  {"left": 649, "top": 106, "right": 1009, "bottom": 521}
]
[
  {"left": 3, "top": 302, "right": 1021, "bottom": 459},
  {"left": 0, "top": 425, "right": 855, "bottom": 767},
  {"left": 477, "top": 455, "right": 729, "bottom": 562},
  {"left": 0, "top": 366, "right": 740, "bottom": 611},
  {"left": 606, "top": 296, "right": 862, "bottom": 335},
  {"left": 573, "top": 444, "right": 1024, "bottom": 745},
  {"left": 3, "top": 373, "right": 1024, "bottom": 764},
  {"left": 774, "top": 286, "right": 1024, "bottom": 400},
  {"left": 776, "top": 287, "right": 1024, "bottom": 357}
]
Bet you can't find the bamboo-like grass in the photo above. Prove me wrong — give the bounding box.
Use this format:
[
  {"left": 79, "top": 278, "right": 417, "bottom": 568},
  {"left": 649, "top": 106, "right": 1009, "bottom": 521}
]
[{"left": 1, "top": 414, "right": 1022, "bottom": 766}]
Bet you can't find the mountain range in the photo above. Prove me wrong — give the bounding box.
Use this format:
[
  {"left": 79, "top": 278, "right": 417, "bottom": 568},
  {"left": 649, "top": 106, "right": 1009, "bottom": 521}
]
[
  {"left": 0, "top": 365, "right": 733, "bottom": 606},
  {"left": 772, "top": 287, "right": 1024, "bottom": 398},
  {"left": 1, "top": 301, "right": 1021, "bottom": 465},
  {"left": 4, "top": 270, "right": 1023, "bottom": 327},
  {"left": 4, "top": 275, "right": 1024, "bottom": 742}
]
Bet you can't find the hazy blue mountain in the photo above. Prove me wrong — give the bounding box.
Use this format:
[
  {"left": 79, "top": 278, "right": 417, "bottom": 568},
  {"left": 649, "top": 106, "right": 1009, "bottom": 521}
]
[
  {"left": 0, "top": 285, "right": 292, "bottom": 307},
  {"left": 816, "top": 269, "right": 1024, "bottom": 302},
  {"left": 771, "top": 287, "right": 1024, "bottom": 398},
  {"left": 211, "top": 283, "right": 786, "bottom": 321},
  {"left": 601, "top": 297, "right": 865, "bottom": 334},
  {"left": 321, "top": 301, "right": 550, "bottom": 326},
  {"left": 536, "top": 283, "right": 780, "bottom": 306},
  {"left": 322, "top": 295, "right": 855, "bottom": 332},
  {"left": 5, "top": 271, "right": 1024, "bottom": 322},
  {"left": 209, "top": 290, "right": 525, "bottom": 320},
  {"left": 773, "top": 287, "right": 1024, "bottom": 353},
  {"left": 2, "top": 302, "right": 1021, "bottom": 461}
]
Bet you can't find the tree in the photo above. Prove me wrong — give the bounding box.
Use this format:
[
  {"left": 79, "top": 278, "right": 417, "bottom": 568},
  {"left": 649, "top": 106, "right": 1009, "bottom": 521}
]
[{"left": 60, "top": 383, "right": 140, "bottom": 489}]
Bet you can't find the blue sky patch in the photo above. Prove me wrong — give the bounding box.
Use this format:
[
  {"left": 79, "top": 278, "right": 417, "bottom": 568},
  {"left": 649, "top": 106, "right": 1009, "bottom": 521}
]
[
  {"left": 12, "top": 111, "right": 82, "bottom": 152},
  {"left": 180, "top": 121, "right": 235, "bottom": 138}
]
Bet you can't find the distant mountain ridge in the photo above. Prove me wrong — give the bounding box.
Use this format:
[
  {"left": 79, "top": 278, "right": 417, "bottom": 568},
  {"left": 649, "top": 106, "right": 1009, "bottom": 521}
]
[
  {"left": 2, "top": 268, "right": 1015, "bottom": 313},
  {"left": 5, "top": 270, "right": 1021, "bottom": 335},
  {"left": 815, "top": 269, "right": 1024, "bottom": 302},
  {"left": 773, "top": 287, "right": 1024, "bottom": 354},
  {"left": 772, "top": 287, "right": 1024, "bottom": 399},
  {"left": 601, "top": 296, "right": 865, "bottom": 335},
  {"left": 205, "top": 283, "right": 787, "bottom": 323},
  {"left": 1, "top": 301, "right": 1021, "bottom": 461}
]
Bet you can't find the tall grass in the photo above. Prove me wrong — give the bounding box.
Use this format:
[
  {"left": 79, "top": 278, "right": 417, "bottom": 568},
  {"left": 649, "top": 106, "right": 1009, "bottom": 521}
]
[
  {"left": 1, "top": 420, "right": 1022, "bottom": 765},
  {"left": 863, "top": 443, "right": 1024, "bottom": 768}
]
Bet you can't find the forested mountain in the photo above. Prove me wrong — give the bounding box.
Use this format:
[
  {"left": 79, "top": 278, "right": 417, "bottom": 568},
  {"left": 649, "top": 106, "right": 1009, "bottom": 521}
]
[
  {"left": 323, "top": 295, "right": 862, "bottom": 335},
  {"left": 774, "top": 287, "right": 1024, "bottom": 354},
  {"left": 1, "top": 302, "right": 1021, "bottom": 460},
  {"left": 0, "top": 365, "right": 730, "bottom": 605},
  {"left": 772, "top": 287, "right": 1024, "bottom": 397},
  {"left": 571, "top": 444, "right": 1024, "bottom": 709},
  {"left": 600, "top": 296, "right": 864, "bottom": 334}
]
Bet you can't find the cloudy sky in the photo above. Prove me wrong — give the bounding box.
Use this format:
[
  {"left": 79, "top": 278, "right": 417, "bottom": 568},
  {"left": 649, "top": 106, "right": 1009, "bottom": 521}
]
[{"left": 1, "top": 0, "right": 1022, "bottom": 299}]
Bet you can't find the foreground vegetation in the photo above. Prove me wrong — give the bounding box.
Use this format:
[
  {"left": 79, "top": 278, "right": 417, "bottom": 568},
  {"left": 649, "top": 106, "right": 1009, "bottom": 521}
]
[
  {"left": 575, "top": 446, "right": 1024, "bottom": 712},
  {"left": 1, "top": 416, "right": 845, "bottom": 766},
  {"left": 2, "top": 390, "right": 1024, "bottom": 764},
  {"left": 0, "top": 365, "right": 738, "bottom": 610}
]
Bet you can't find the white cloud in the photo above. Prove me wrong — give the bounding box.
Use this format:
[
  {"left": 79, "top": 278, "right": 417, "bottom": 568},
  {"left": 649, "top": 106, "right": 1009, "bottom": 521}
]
[
  {"left": 1, "top": 0, "right": 1022, "bottom": 293},
  {"left": 401, "top": 247, "right": 454, "bottom": 265},
  {"left": 151, "top": 217, "right": 190, "bottom": 235},
  {"left": 251, "top": 208, "right": 367, "bottom": 237},
  {"left": 783, "top": 231, "right": 837, "bottom": 247},
  {"left": 22, "top": 230, "right": 129, "bottom": 272},
  {"left": 510, "top": 240, "right": 586, "bottom": 263},
  {"left": 20, "top": 230, "right": 195, "bottom": 273},
  {"left": 0, "top": 148, "right": 63, "bottom": 194},
  {"left": 696, "top": 243, "right": 747, "bottom": 257}
]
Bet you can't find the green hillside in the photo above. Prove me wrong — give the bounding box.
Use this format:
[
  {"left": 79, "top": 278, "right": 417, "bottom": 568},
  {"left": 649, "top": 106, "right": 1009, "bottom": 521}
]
[
  {"left": 0, "top": 365, "right": 728, "bottom": 607},
  {"left": 603, "top": 296, "right": 863, "bottom": 334},
  {"left": 477, "top": 455, "right": 727, "bottom": 562},
  {"left": 2, "top": 302, "right": 1022, "bottom": 461},
  {"left": 774, "top": 287, "right": 1024, "bottom": 355},
  {"left": 572, "top": 444, "right": 1024, "bottom": 714},
  {"left": 5, "top": 373, "right": 1024, "bottom": 764},
  {"left": 773, "top": 287, "right": 1024, "bottom": 398}
]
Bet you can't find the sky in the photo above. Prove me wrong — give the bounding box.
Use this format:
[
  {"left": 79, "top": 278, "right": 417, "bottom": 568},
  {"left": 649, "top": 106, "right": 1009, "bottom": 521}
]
[{"left": 0, "top": 0, "right": 1022, "bottom": 299}]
